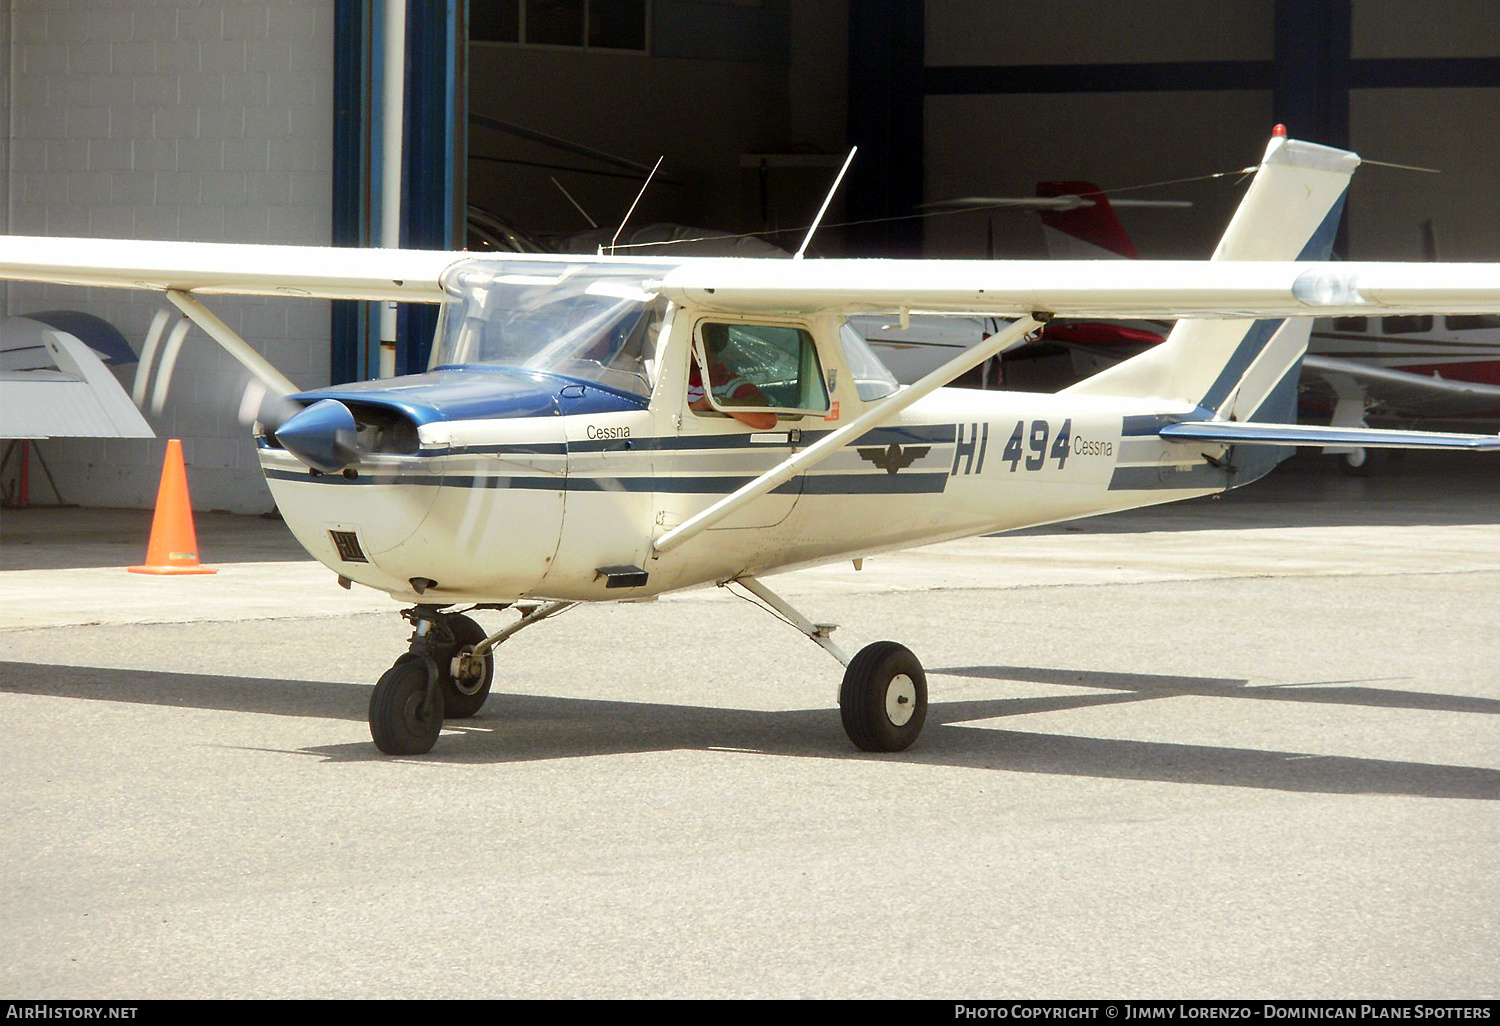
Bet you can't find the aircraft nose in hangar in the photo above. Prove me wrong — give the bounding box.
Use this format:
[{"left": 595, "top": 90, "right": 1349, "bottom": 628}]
[{"left": 275, "top": 398, "right": 360, "bottom": 473}]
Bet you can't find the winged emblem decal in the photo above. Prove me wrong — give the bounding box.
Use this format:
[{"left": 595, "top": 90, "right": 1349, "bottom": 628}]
[{"left": 857, "top": 443, "right": 931, "bottom": 475}]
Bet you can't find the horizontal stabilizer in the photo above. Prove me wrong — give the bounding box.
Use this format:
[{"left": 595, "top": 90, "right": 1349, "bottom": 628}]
[{"left": 1158, "top": 420, "right": 1500, "bottom": 451}]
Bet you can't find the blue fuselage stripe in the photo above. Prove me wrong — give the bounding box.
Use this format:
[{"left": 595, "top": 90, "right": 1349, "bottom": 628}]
[{"left": 263, "top": 468, "right": 950, "bottom": 494}]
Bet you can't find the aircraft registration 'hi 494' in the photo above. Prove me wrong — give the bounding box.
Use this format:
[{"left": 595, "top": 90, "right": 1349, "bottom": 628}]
[{"left": 3, "top": 129, "right": 1500, "bottom": 756}]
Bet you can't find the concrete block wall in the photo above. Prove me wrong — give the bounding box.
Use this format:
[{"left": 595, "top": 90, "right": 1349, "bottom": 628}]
[{"left": 3, "top": 0, "right": 335, "bottom": 513}]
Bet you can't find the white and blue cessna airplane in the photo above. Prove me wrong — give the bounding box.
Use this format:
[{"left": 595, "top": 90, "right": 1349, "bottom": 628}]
[{"left": 3, "top": 130, "right": 1499, "bottom": 755}]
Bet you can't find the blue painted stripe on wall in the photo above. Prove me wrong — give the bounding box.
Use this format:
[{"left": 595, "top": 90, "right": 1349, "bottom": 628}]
[
  {"left": 330, "top": 0, "right": 369, "bottom": 385},
  {"left": 924, "top": 58, "right": 1500, "bottom": 96},
  {"left": 926, "top": 62, "right": 1275, "bottom": 95},
  {"left": 1351, "top": 57, "right": 1500, "bottom": 88}
]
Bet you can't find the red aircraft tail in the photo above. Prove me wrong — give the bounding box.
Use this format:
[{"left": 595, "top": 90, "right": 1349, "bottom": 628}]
[
  {"left": 1036, "top": 181, "right": 1139, "bottom": 259},
  {"left": 1033, "top": 182, "right": 1162, "bottom": 349}
]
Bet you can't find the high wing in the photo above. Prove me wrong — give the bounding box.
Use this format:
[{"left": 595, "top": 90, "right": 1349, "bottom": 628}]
[
  {"left": 0, "top": 235, "right": 458, "bottom": 302},
  {"left": 653, "top": 259, "right": 1500, "bottom": 321},
  {"left": 3, "top": 238, "right": 1500, "bottom": 320}
]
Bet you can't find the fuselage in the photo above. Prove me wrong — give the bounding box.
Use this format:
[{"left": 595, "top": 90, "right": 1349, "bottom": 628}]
[{"left": 258, "top": 298, "right": 1235, "bottom": 605}]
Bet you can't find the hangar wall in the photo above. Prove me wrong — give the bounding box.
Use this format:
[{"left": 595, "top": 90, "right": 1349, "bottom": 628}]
[
  {"left": 3, "top": 0, "right": 335, "bottom": 513},
  {"left": 1347, "top": 0, "right": 1500, "bottom": 259},
  {"left": 921, "top": 0, "right": 1500, "bottom": 262},
  {"left": 468, "top": 46, "right": 791, "bottom": 238},
  {"left": 3, "top": 1, "right": 1497, "bottom": 516},
  {"left": 467, "top": 0, "right": 848, "bottom": 251}
]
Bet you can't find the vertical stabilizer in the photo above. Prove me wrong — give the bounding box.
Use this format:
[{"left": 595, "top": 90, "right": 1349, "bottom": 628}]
[{"left": 1063, "top": 132, "right": 1359, "bottom": 423}]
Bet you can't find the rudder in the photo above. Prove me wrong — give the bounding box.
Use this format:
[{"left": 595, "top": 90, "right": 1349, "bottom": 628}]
[{"left": 1063, "top": 132, "right": 1360, "bottom": 421}]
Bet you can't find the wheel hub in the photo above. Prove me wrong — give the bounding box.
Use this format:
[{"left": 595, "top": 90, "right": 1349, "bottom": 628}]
[
  {"left": 403, "top": 690, "right": 435, "bottom": 728},
  {"left": 449, "top": 648, "right": 488, "bottom": 695},
  {"left": 885, "top": 674, "right": 916, "bottom": 727}
]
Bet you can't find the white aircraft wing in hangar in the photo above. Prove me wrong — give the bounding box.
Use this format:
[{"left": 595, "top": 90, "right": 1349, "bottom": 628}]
[{"left": 0, "top": 314, "right": 153, "bottom": 440}]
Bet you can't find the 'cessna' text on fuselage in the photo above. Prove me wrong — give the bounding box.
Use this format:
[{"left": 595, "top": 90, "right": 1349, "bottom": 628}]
[{"left": 1073, "top": 435, "right": 1114, "bottom": 458}]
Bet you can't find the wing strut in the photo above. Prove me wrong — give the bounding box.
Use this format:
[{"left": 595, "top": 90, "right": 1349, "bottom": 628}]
[
  {"left": 163, "top": 289, "right": 299, "bottom": 398},
  {"left": 652, "top": 314, "right": 1043, "bottom": 554}
]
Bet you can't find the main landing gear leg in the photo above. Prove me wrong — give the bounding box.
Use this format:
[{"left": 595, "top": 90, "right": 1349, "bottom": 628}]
[
  {"left": 1325, "top": 385, "right": 1375, "bottom": 476},
  {"left": 368, "top": 600, "right": 578, "bottom": 755},
  {"left": 731, "top": 577, "right": 928, "bottom": 753}
]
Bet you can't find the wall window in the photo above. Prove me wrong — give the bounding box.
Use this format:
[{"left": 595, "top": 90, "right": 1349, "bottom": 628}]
[
  {"left": 471, "top": 0, "right": 648, "bottom": 52},
  {"left": 1444, "top": 315, "right": 1500, "bottom": 331},
  {"left": 1381, "top": 315, "right": 1434, "bottom": 335}
]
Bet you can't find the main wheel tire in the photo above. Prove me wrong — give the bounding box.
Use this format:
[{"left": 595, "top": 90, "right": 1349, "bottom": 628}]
[
  {"left": 839, "top": 641, "right": 927, "bottom": 752},
  {"left": 370, "top": 657, "right": 444, "bottom": 755},
  {"left": 434, "top": 614, "right": 493, "bottom": 719}
]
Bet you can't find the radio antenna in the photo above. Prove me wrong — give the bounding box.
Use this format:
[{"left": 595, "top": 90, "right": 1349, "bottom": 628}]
[
  {"left": 607, "top": 155, "right": 664, "bottom": 255},
  {"left": 794, "top": 146, "right": 857, "bottom": 260},
  {"left": 551, "top": 176, "right": 598, "bottom": 228}
]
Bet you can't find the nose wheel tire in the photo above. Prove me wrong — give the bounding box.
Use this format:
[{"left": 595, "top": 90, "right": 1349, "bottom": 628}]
[
  {"left": 370, "top": 657, "right": 444, "bottom": 755},
  {"left": 434, "top": 613, "right": 494, "bottom": 719},
  {"left": 839, "top": 641, "right": 927, "bottom": 752}
]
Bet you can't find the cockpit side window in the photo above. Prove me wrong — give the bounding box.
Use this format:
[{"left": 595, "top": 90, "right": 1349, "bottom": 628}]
[{"left": 693, "top": 322, "right": 830, "bottom": 416}]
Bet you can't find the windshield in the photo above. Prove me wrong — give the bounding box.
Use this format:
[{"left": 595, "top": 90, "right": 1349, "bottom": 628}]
[{"left": 432, "top": 259, "right": 674, "bottom": 399}]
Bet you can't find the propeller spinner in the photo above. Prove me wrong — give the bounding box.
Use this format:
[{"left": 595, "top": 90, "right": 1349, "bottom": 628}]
[{"left": 274, "top": 398, "right": 360, "bottom": 472}]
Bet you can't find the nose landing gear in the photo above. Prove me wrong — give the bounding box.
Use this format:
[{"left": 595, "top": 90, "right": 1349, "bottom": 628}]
[
  {"left": 435, "top": 613, "right": 494, "bottom": 719},
  {"left": 368, "top": 601, "right": 576, "bottom": 755},
  {"left": 369, "top": 655, "right": 443, "bottom": 755}
]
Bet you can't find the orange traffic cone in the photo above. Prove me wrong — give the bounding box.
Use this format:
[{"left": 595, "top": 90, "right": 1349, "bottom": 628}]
[{"left": 128, "top": 439, "right": 217, "bottom": 575}]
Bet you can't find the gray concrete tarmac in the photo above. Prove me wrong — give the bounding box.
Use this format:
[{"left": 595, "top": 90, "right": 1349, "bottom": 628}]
[{"left": 1, "top": 453, "right": 1497, "bottom": 998}]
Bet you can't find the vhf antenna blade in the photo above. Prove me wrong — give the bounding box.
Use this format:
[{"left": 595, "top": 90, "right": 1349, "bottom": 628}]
[
  {"left": 606, "top": 155, "right": 664, "bottom": 255},
  {"left": 794, "top": 146, "right": 857, "bottom": 260}
]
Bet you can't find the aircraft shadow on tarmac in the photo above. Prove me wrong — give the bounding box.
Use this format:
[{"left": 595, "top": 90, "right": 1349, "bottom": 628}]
[{"left": 3, "top": 659, "right": 1497, "bottom": 800}]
